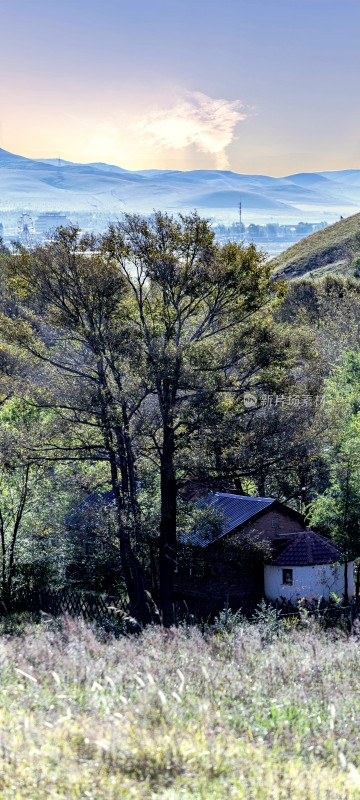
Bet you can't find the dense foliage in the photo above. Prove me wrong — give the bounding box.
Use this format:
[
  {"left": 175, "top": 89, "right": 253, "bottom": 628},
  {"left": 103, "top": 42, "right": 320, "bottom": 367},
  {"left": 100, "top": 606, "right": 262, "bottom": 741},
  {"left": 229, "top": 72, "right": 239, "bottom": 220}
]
[{"left": 0, "top": 213, "right": 360, "bottom": 619}]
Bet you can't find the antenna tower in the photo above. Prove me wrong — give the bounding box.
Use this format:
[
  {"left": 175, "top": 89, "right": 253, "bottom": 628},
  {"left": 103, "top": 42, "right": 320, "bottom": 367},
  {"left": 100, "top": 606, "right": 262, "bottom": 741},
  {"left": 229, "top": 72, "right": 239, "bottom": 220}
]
[{"left": 238, "top": 201, "right": 243, "bottom": 241}]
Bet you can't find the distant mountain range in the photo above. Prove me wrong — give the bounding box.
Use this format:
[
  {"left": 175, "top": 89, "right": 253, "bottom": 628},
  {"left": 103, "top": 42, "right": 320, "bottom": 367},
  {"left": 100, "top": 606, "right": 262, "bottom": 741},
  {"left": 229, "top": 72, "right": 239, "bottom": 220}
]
[{"left": 0, "top": 148, "right": 360, "bottom": 224}]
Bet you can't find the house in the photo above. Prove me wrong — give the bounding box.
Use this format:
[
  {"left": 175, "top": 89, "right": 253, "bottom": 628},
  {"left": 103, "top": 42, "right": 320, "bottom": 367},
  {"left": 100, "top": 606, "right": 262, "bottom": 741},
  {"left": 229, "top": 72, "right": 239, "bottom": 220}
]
[
  {"left": 175, "top": 493, "right": 353, "bottom": 613},
  {"left": 68, "top": 488, "right": 353, "bottom": 611},
  {"left": 183, "top": 492, "right": 307, "bottom": 545},
  {"left": 175, "top": 493, "right": 307, "bottom": 614},
  {"left": 264, "top": 529, "right": 354, "bottom": 603}
]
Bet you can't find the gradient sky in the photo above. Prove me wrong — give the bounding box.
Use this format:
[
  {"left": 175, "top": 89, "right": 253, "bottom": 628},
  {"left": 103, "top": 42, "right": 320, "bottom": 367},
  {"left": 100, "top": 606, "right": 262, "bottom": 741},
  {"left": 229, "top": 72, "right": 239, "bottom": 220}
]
[{"left": 1, "top": 0, "right": 359, "bottom": 175}]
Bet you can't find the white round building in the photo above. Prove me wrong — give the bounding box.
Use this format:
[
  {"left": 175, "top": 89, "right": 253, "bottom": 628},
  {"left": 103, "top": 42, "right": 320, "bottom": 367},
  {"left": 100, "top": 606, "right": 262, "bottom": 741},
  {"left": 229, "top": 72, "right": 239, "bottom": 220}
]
[{"left": 264, "top": 529, "right": 354, "bottom": 603}]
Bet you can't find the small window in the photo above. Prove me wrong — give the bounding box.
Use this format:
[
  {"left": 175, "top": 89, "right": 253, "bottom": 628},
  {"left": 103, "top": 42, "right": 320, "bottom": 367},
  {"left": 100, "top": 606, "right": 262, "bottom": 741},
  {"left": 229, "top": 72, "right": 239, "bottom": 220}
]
[
  {"left": 282, "top": 569, "right": 293, "bottom": 586},
  {"left": 272, "top": 516, "right": 280, "bottom": 529}
]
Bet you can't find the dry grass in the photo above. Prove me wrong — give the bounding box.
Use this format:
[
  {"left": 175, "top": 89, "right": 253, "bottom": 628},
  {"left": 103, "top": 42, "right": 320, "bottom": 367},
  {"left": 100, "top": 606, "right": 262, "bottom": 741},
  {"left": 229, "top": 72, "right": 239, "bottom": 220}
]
[
  {"left": 0, "top": 614, "right": 360, "bottom": 798},
  {"left": 271, "top": 212, "right": 360, "bottom": 280}
]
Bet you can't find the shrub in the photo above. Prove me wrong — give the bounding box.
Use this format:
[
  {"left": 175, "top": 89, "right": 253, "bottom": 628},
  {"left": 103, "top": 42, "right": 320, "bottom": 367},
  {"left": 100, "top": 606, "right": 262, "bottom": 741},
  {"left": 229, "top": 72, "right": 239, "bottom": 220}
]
[
  {"left": 252, "top": 599, "right": 282, "bottom": 642},
  {"left": 352, "top": 255, "right": 360, "bottom": 278},
  {"left": 213, "top": 605, "right": 245, "bottom": 633}
]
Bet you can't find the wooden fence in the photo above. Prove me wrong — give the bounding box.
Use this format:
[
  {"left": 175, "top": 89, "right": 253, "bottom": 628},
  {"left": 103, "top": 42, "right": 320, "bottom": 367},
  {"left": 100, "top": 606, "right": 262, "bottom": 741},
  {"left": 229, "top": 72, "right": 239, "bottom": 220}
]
[
  {"left": 274, "top": 599, "right": 360, "bottom": 630},
  {"left": 12, "top": 588, "right": 127, "bottom": 623},
  {"left": 7, "top": 589, "right": 360, "bottom": 631}
]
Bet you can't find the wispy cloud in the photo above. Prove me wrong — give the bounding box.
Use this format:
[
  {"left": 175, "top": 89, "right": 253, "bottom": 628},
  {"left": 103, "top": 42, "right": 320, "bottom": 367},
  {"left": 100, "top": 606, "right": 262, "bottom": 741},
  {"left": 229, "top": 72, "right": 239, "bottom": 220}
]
[{"left": 131, "top": 91, "right": 248, "bottom": 169}]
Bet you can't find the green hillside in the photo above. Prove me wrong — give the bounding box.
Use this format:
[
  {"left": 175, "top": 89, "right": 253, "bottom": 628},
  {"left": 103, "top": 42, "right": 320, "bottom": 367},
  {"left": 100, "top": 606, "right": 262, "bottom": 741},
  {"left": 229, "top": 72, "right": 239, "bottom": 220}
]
[{"left": 271, "top": 212, "right": 360, "bottom": 279}]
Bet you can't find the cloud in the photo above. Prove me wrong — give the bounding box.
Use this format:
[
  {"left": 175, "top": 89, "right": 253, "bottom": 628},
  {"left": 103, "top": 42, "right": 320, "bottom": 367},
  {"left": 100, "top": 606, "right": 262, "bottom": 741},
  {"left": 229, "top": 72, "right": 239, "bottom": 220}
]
[{"left": 131, "top": 91, "right": 247, "bottom": 169}]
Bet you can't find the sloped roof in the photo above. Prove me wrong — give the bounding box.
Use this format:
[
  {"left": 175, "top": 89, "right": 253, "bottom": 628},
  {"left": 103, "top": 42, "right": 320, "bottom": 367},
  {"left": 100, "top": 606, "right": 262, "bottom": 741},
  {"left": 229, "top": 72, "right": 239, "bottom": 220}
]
[
  {"left": 67, "top": 489, "right": 115, "bottom": 527},
  {"left": 270, "top": 529, "right": 343, "bottom": 566},
  {"left": 183, "top": 493, "right": 276, "bottom": 548}
]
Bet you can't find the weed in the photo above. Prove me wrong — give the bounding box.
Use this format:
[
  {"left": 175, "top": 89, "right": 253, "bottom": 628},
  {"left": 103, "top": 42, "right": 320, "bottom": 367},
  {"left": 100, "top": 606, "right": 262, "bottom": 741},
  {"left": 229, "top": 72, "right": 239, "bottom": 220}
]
[{"left": 0, "top": 617, "right": 359, "bottom": 797}]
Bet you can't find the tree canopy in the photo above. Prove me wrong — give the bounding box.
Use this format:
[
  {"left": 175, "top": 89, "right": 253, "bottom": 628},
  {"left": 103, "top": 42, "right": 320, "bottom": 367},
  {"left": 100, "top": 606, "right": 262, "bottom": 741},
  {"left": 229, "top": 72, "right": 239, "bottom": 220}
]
[{"left": 0, "top": 213, "right": 359, "bottom": 616}]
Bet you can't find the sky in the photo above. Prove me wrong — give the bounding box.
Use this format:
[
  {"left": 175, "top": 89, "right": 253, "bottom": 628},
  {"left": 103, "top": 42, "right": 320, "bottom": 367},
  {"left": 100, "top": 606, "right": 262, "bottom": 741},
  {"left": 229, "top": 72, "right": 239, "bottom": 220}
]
[{"left": 0, "top": 0, "right": 359, "bottom": 176}]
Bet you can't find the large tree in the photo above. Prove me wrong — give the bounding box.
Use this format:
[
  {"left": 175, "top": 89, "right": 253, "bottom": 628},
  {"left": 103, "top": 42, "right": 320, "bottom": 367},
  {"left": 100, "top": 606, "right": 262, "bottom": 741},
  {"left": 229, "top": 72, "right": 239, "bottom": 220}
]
[
  {"left": 309, "top": 351, "right": 360, "bottom": 600},
  {"left": 103, "top": 211, "right": 287, "bottom": 623},
  {"left": 0, "top": 399, "right": 73, "bottom": 604},
  {"left": 1, "top": 214, "right": 305, "bottom": 624},
  {"left": 1, "top": 228, "right": 152, "bottom": 622}
]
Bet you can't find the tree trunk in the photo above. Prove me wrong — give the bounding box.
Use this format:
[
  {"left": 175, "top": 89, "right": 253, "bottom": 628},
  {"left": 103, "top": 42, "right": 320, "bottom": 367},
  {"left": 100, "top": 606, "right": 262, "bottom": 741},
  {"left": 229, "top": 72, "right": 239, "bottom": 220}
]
[
  {"left": 159, "top": 421, "right": 177, "bottom": 626},
  {"left": 257, "top": 470, "right": 266, "bottom": 497},
  {"left": 5, "top": 465, "right": 30, "bottom": 607},
  {"left": 107, "top": 441, "right": 151, "bottom": 624},
  {"left": 149, "top": 540, "right": 159, "bottom": 604},
  {"left": 116, "top": 400, "right": 143, "bottom": 545},
  {"left": 344, "top": 557, "right": 349, "bottom": 605},
  {"left": 96, "top": 366, "right": 151, "bottom": 625},
  {"left": 0, "top": 510, "right": 6, "bottom": 602}
]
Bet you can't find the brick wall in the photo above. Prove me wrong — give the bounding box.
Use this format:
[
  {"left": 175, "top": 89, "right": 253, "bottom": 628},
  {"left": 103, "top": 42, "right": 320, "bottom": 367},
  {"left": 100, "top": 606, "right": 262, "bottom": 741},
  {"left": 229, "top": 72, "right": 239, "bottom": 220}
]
[{"left": 237, "top": 508, "right": 306, "bottom": 541}]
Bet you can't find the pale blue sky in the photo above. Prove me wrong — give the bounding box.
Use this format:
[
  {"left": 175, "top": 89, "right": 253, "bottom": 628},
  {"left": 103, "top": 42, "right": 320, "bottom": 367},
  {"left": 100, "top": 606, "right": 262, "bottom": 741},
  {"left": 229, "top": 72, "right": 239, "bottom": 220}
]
[{"left": 1, "top": 0, "right": 359, "bottom": 174}]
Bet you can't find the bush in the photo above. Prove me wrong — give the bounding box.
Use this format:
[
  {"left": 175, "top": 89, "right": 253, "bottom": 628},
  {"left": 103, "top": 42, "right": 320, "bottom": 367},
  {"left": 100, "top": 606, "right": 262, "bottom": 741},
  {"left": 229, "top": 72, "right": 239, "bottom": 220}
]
[
  {"left": 252, "top": 599, "right": 282, "bottom": 642},
  {"left": 352, "top": 255, "right": 360, "bottom": 278},
  {"left": 213, "top": 605, "right": 245, "bottom": 633}
]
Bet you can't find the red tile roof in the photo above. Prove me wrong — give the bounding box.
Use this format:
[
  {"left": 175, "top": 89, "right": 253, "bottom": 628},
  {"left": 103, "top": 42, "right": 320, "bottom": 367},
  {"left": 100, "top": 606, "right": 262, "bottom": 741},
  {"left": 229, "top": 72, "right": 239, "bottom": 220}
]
[{"left": 270, "top": 529, "right": 343, "bottom": 566}]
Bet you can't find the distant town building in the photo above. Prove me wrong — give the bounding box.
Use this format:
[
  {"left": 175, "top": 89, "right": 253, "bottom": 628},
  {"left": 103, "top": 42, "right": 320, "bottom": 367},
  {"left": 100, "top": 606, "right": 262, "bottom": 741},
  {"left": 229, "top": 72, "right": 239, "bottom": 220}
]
[
  {"left": 35, "top": 212, "right": 72, "bottom": 238},
  {"left": 213, "top": 220, "right": 329, "bottom": 257}
]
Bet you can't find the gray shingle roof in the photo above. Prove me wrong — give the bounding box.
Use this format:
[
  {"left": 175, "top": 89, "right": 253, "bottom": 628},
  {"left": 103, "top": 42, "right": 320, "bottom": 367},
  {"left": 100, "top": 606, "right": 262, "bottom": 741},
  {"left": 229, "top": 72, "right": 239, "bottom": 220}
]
[
  {"left": 270, "top": 530, "right": 343, "bottom": 566},
  {"left": 67, "top": 489, "right": 115, "bottom": 527},
  {"left": 183, "top": 493, "right": 276, "bottom": 548}
]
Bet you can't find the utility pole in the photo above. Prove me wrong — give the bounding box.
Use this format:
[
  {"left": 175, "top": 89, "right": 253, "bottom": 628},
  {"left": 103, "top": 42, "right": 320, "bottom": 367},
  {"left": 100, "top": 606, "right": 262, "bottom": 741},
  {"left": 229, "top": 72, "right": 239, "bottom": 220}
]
[{"left": 238, "top": 201, "right": 243, "bottom": 241}]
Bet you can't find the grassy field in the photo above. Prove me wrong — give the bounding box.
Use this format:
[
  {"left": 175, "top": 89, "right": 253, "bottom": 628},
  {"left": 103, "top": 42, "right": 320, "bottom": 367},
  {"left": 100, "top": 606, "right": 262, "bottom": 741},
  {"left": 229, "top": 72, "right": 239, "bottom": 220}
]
[
  {"left": 271, "top": 212, "right": 360, "bottom": 280},
  {"left": 0, "top": 614, "right": 360, "bottom": 799}
]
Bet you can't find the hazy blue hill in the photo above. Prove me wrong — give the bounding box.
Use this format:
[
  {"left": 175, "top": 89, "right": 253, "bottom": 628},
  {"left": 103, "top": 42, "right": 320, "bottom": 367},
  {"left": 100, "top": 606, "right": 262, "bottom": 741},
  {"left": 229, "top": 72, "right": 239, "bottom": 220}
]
[
  {"left": 0, "top": 148, "right": 60, "bottom": 172},
  {"left": 285, "top": 172, "right": 332, "bottom": 185},
  {"left": 0, "top": 148, "right": 360, "bottom": 219},
  {"left": 190, "top": 190, "right": 293, "bottom": 210},
  {"left": 87, "top": 162, "right": 129, "bottom": 173},
  {"left": 36, "top": 158, "right": 76, "bottom": 168},
  {"left": 321, "top": 169, "right": 360, "bottom": 181},
  {"left": 269, "top": 183, "right": 328, "bottom": 198}
]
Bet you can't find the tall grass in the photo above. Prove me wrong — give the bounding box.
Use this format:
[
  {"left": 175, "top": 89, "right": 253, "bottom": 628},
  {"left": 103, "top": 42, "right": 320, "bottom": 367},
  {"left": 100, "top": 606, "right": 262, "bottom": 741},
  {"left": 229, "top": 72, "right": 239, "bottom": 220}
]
[{"left": 0, "top": 614, "right": 359, "bottom": 798}]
